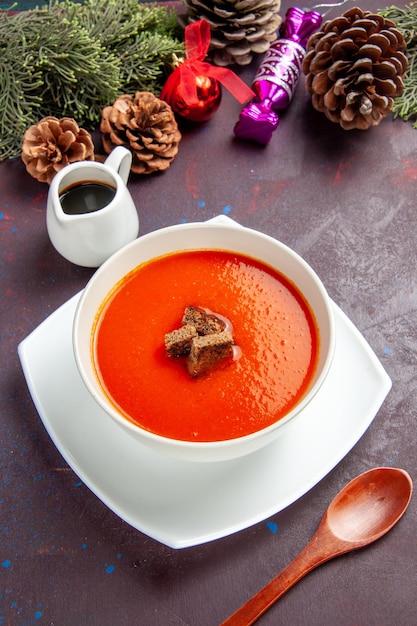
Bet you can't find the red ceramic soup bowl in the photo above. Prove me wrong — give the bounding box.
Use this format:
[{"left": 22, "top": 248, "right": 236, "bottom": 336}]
[{"left": 73, "top": 217, "right": 335, "bottom": 462}]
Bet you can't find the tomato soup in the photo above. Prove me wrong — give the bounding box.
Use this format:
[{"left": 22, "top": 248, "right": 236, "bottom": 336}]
[{"left": 93, "top": 250, "right": 319, "bottom": 441}]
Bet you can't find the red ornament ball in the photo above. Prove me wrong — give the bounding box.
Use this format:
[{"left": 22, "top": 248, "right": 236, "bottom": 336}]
[{"left": 163, "top": 73, "right": 222, "bottom": 123}]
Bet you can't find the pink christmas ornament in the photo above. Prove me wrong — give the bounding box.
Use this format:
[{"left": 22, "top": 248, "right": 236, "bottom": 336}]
[{"left": 234, "top": 7, "right": 322, "bottom": 144}]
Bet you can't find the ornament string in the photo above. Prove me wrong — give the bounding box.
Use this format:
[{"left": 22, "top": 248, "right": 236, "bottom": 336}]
[
  {"left": 310, "top": 0, "right": 351, "bottom": 16},
  {"left": 161, "top": 20, "right": 255, "bottom": 108}
]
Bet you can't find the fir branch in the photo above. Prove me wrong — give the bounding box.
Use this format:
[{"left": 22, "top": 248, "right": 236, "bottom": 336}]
[
  {"left": 379, "top": 3, "right": 417, "bottom": 127},
  {"left": 0, "top": 0, "right": 184, "bottom": 160},
  {"left": 72, "top": 1, "right": 184, "bottom": 95},
  {"left": 33, "top": 16, "right": 121, "bottom": 122},
  {"left": 117, "top": 31, "right": 186, "bottom": 94},
  {"left": 0, "top": 11, "right": 44, "bottom": 158}
]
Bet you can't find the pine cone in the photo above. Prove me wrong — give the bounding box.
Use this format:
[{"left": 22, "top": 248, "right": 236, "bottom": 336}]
[
  {"left": 302, "top": 7, "right": 408, "bottom": 130},
  {"left": 100, "top": 92, "right": 181, "bottom": 175},
  {"left": 179, "top": 0, "right": 282, "bottom": 67},
  {"left": 22, "top": 116, "right": 94, "bottom": 184}
]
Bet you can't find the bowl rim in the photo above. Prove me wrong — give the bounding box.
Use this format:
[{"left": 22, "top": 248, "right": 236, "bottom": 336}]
[{"left": 73, "top": 217, "right": 336, "bottom": 451}]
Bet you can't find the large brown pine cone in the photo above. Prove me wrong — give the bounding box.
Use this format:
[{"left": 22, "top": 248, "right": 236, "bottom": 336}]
[
  {"left": 100, "top": 92, "right": 181, "bottom": 175},
  {"left": 179, "top": 0, "right": 282, "bottom": 66},
  {"left": 302, "top": 7, "right": 408, "bottom": 130},
  {"left": 22, "top": 117, "right": 94, "bottom": 184}
]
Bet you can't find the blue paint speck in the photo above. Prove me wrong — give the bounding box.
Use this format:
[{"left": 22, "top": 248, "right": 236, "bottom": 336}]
[
  {"left": 0, "top": 213, "right": 4, "bottom": 219},
  {"left": 197, "top": 200, "right": 205, "bottom": 207},
  {"left": 35, "top": 610, "right": 42, "bottom": 619},
  {"left": 2, "top": 560, "right": 11, "bottom": 568},
  {"left": 116, "top": 553, "right": 122, "bottom": 559},
  {"left": 105, "top": 564, "right": 115, "bottom": 574},
  {"left": 383, "top": 348, "right": 392, "bottom": 355},
  {"left": 266, "top": 521, "right": 278, "bottom": 534},
  {"left": 82, "top": 543, "right": 87, "bottom": 550},
  {"left": 75, "top": 481, "right": 82, "bottom": 487},
  {"left": 223, "top": 205, "right": 231, "bottom": 215}
]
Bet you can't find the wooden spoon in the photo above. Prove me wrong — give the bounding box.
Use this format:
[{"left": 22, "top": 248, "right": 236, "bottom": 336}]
[{"left": 221, "top": 467, "right": 413, "bottom": 626}]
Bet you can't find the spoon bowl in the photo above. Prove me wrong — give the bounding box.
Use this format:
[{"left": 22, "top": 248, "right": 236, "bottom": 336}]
[
  {"left": 222, "top": 467, "right": 413, "bottom": 625},
  {"left": 326, "top": 466, "right": 412, "bottom": 545}
]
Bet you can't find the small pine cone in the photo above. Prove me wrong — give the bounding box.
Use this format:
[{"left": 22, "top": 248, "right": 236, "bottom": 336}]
[
  {"left": 22, "top": 116, "right": 94, "bottom": 184},
  {"left": 100, "top": 92, "right": 181, "bottom": 175},
  {"left": 302, "top": 7, "right": 408, "bottom": 130},
  {"left": 179, "top": 0, "right": 282, "bottom": 67}
]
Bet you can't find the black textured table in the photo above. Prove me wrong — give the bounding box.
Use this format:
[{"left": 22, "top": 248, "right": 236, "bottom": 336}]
[{"left": 2, "top": 1, "right": 416, "bottom": 623}]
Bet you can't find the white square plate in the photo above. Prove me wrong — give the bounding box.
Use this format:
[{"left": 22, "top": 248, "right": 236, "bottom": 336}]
[{"left": 18, "top": 291, "right": 391, "bottom": 548}]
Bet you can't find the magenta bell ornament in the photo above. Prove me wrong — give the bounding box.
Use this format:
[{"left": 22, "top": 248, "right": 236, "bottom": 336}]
[{"left": 234, "top": 7, "right": 322, "bottom": 144}]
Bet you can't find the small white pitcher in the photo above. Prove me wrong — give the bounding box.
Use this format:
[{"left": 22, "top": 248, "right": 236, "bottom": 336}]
[{"left": 46, "top": 146, "right": 139, "bottom": 267}]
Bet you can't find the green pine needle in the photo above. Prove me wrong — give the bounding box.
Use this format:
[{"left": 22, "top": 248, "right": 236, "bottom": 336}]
[{"left": 379, "top": 3, "right": 417, "bottom": 127}]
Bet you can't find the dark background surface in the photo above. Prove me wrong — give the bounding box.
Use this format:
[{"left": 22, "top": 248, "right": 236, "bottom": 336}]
[
  {"left": 1, "top": 1, "right": 57, "bottom": 7},
  {"left": 1, "top": 0, "right": 416, "bottom": 624}
]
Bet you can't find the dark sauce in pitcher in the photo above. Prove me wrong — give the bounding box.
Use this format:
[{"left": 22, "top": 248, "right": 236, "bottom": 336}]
[{"left": 60, "top": 181, "right": 117, "bottom": 215}]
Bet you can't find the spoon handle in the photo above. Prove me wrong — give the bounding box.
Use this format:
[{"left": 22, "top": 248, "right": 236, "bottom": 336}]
[{"left": 221, "top": 530, "right": 336, "bottom": 626}]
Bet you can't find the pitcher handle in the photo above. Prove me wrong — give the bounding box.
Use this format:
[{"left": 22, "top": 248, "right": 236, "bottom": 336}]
[{"left": 104, "top": 146, "right": 132, "bottom": 185}]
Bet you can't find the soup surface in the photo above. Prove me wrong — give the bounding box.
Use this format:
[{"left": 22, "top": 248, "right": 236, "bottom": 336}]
[{"left": 93, "top": 250, "right": 318, "bottom": 441}]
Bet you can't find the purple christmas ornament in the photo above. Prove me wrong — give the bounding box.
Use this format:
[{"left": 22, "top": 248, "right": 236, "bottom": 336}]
[{"left": 234, "top": 7, "right": 322, "bottom": 144}]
